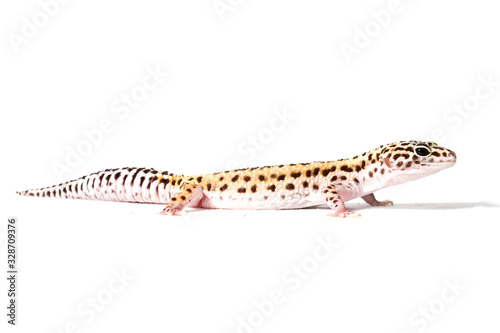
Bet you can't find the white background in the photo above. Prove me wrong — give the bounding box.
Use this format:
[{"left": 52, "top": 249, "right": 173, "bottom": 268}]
[{"left": 1, "top": 0, "right": 499, "bottom": 332}]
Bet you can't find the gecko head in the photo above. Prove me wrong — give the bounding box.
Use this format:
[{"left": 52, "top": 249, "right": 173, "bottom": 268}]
[{"left": 379, "top": 141, "right": 456, "bottom": 182}]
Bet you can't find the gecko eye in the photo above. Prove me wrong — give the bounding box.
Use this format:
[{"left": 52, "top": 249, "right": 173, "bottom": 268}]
[{"left": 415, "top": 146, "right": 431, "bottom": 157}]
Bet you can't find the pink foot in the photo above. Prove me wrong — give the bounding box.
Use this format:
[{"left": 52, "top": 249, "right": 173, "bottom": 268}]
[
  {"left": 160, "top": 207, "right": 183, "bottom": 216},
  {"left": 327, "top": 211, "right": 361, "bottom": 218}
]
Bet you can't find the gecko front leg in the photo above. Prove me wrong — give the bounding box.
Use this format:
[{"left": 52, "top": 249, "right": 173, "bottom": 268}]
[
  {"left": 361, "top": 193, "right": 393, "bottom": 207},
  {"left": 321, "top": 184, "right": 360, "bottom": 218},
  {"left": 161, "top": 181, "right": 203, "bottom": 215}
]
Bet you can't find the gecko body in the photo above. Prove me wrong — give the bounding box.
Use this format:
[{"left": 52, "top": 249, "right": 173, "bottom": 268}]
[{"left": 17, "top": 141, "right": 456, "bottom": 217}]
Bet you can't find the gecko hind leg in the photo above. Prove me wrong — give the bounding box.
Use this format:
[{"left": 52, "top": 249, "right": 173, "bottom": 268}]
[
  {"left": 161, "top": 181, "right": 203, "bottom": 216},
  {"left": 361, "top": 193, "right": 393, "bottom": 207}
]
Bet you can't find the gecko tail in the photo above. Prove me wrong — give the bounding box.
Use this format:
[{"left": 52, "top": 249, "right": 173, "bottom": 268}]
[{"left": 16, "top": 167, "right": 177, "bottom": 204}]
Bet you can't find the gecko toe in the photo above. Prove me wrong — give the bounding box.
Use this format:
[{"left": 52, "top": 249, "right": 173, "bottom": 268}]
[{"left": 327, "top": 211, "right": 361, "bottom": 218}]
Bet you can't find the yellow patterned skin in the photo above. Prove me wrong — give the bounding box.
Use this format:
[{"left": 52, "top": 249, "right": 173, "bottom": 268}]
[
  {"left": 161, "top": 141, "right": 457, "bottom": 217},
  {"left": 17, "top": 141, "right": 456, "bottom": 218}
]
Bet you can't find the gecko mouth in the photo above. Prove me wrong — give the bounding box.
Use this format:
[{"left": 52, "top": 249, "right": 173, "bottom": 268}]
[{"left": 420, "top": 161, "right": 456, "bottom": 169}]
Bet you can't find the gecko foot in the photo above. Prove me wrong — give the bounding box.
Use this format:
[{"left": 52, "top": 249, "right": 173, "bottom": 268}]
[
  {"left": 361, "top": 194, "right": 393, "bottom": 207},
  {"left": 160, "top": 206, "right": 184, "bottom": 216},
  {"left": 371, "top": 200, "right": 393, "bottom": 207},
  {"left": 327, "top": 211, "right": 361, "bottom": 218}
]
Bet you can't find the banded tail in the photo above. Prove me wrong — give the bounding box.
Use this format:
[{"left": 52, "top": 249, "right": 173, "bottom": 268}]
[{"left": 16, "top": 167, "right": 182, "bottom": 204}]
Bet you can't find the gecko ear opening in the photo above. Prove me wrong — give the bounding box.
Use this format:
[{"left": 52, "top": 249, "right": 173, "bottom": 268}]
[{"left": 384, "top": 157, "right": 392, "bottom": 168}]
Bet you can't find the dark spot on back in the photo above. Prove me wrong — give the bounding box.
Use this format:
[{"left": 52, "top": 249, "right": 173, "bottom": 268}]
[
  {"left": 231, "top": 175, "right": 239, "bottom": 182},
  {"left": 251, "top": 185, "right": 257, "bottom": 193},
  {"left": 197, "top": 176, "right": 203, "bottom": 183},
  {"left": 244, "top": 176, "right": 251, "bottom": 182},
  {"left": 313, "top": 168, "right": 320, "bottom": 176},
  {"left": 291, "top": 171, "right": 301, "bottom": 178},
  {"left": 259, "top": 175, "right": 267, "bottom": 181},
  {"left": 277, "top": 175, "right": 285, "bottom": 181},
  {"left": 340, "top": 165, "right": 353, "bottom": 172},
  {"left": 306, "top": 170, "right": 312, "bottom": 177},
  {"left": 220, "top": 184, "right": 228, "bottom": 191},
  {"left": 267, "top": 184, "right": 276, "bottom": 192},
  {"left": 237, "top": 187, "right": 246, "bottom": 193},
  {"left": 303, "top": 181, "right": 309, "bottom": 188},
  {"left": 286, "top": 183, "right": 295, "bottom": 190},
  {"left": 322, "top": 168, "right": 331, "bottom": 177}
]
